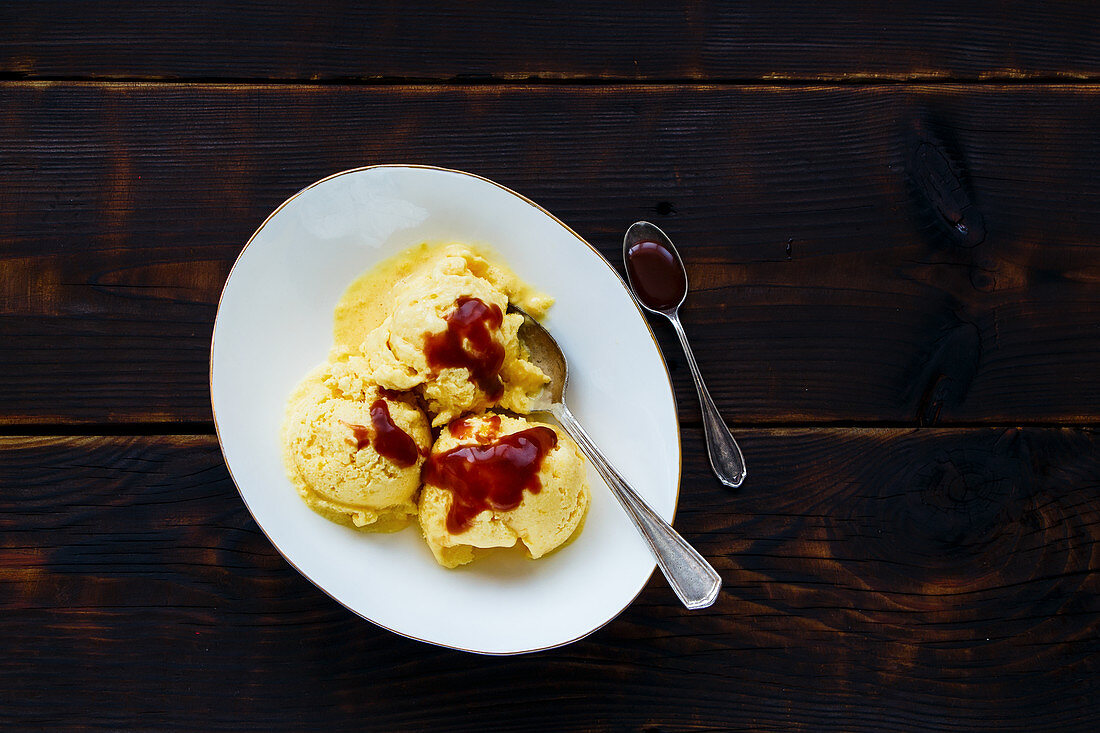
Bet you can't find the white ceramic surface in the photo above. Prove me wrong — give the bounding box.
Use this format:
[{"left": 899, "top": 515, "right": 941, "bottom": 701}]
[{"left": 210, "top": 166, "right": 681, "bottom": 654}]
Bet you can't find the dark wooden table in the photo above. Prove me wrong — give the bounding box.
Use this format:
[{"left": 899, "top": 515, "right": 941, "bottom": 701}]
[{"left": 3, "top": 3, "right": 1100, "bottom": 730}]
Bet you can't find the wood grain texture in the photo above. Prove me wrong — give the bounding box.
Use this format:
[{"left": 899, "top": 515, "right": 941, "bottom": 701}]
[
  {"left": 1, "top": 429, "right": 1097, "bottom": 731},
  {"left": 1, "top": 83, "right": 1099, "bottom": 425},
  {"left": 2, "top": 1, "right": 1099, "bottom": 81}
]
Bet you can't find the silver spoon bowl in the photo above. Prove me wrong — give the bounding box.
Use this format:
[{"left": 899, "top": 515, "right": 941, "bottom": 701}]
[
  {"left": 515, "top": 308, "right": 721, "bottom": 610},
  {"left": 623, "top": 221, "right": 747, "bottom": 489}
]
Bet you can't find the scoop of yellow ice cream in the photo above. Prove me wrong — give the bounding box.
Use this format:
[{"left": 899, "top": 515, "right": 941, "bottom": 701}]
[
  {"left": 418, "top": 413, "right": 590, "bottom": 568},
  {"left": 357, "top": 244, "right": 551, "bottom": 426},
  {"left": 282, "top": 365, "right": 431, "bottom": 531}
]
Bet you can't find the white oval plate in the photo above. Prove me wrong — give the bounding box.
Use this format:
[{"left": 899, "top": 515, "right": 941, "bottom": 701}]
[{"left": 211, "top": 166, "right": 680, "bottom": 654}]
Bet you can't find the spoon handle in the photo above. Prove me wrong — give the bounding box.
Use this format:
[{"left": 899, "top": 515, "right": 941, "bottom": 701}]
[
  {"left": 550, "top": 403, "right": 721, "bottom": 610},
  {"left": 667, "top": 312, "right": 747, "bottom": 488}
]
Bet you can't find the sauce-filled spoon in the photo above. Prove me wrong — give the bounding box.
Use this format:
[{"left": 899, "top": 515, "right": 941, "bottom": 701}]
[{"left": 623, "top": 221, "right": 746, "bottom": 489}]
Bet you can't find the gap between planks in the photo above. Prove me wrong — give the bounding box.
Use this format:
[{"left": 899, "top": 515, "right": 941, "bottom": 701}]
[{"left": 2, "top": 74, "right": 1100, "bottom": 88}]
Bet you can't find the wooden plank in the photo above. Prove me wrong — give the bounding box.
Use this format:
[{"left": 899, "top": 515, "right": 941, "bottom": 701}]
[
  {"left": 1, "top": 83, "right": 1099, "bottom": 425},
  {"left": 1, "top": 429, "right": 1097, "bottom": 730},
  {"left": 2, "top": 2, "right": 1099, "bottom": 81}
]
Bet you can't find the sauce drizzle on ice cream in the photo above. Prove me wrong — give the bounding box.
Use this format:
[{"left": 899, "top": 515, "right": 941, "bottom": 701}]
[
  {"left": 424, "top": 296, "right": 506, "bottom": 399},
  {"left": 423, "top": 426, "right": 559, "bottom": 533},
  {"left": 344, "top": 400, "right": 421, "bottom": 468},
  {"left": 346, "top": 422, "right": 373, "bottom": 451},
  {"left": 449, "top": 414, "right": 501, "bottom": 441},
  {"left": 369, "top": 399, "right": 422, "bottom": 467}
]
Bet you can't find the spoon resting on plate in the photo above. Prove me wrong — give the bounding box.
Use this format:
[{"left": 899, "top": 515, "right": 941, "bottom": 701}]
[
  {"left": 623, "top": 221, "right": 747, "bottom": 489},
  {"left": 514, "top": 308, "right": 721, "bottom": 610}
]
